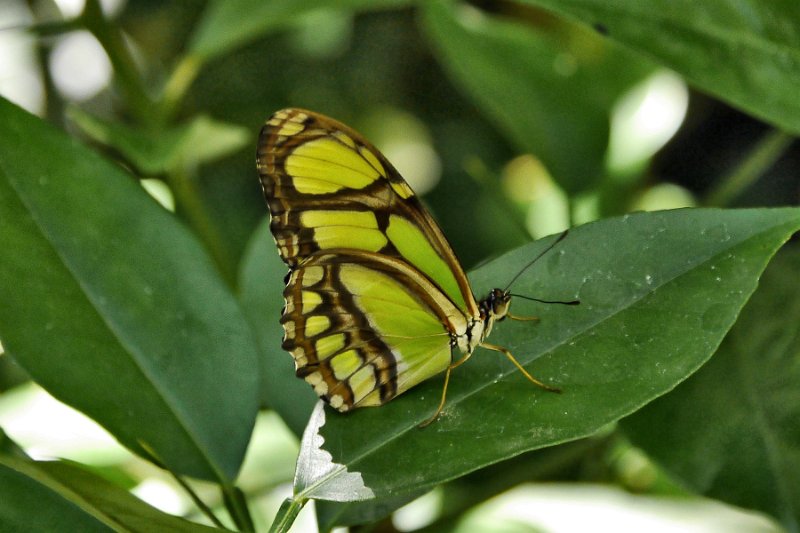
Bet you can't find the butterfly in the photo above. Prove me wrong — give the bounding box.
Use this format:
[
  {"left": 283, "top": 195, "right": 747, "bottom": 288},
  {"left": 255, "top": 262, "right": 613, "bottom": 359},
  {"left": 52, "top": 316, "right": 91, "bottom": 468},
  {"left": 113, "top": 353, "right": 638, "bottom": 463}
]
[{"left": 257, "top": 108, "right": 569, "bottom": 425}]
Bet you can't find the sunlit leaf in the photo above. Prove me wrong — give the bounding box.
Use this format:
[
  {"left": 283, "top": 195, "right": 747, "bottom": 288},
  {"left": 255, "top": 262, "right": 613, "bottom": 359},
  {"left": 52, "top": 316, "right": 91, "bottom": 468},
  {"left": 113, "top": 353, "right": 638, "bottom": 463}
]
[
  {"left": 69, "top": 108, "right": 249, "bottom": 175},
  {"left": 0, "top": 428, "right": 29, "bottom": 460}
]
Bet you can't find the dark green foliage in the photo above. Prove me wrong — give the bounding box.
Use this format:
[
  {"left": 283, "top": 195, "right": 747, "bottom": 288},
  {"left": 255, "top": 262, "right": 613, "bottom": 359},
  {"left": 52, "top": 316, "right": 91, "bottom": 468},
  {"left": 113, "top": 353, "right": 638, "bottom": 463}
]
[{"left": 0, "top": 0, "right": 798, "bottom": 531}]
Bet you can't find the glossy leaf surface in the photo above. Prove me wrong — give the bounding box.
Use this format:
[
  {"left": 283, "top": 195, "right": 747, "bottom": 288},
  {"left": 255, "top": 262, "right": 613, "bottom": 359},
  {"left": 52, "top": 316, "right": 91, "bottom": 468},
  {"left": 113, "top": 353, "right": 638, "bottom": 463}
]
[{"left": 292, "top": 208, "right": 800, "bottom": 501}]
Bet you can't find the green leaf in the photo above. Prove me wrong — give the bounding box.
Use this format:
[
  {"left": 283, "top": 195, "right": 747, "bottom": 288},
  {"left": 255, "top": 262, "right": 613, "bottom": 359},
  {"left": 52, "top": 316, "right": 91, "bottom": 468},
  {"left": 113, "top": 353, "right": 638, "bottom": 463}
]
[
  {"left": 0, "top": 427, "right": 29, "bottom": 460},
  {"left": 291, "top": 207, "right": 800, "bottom": 501},
  {"left": 238, "top": 219, "right": 318, "bottom": 437},
  {"left": 0, "top": 96, "right": 260, "bottom": 481},
  {"left": 422, "top": 1, "right": 650, "bottom": 194},
  {"left": 0, "top": 456, "right": 218, "bottom": 532},
  {"left": 68, "top": 108, "right": 250, "bottom": 175},
  {"left": 315, "top": 436, "right": 604, "bottom": 530},
  {"left": 315, "top": 491, "right": 423, "bottom": 531},
  {"left": 622, "top": 246, "right": 800, "bottom": 531},
  {"left": 520, "top": 0, "right": 800, "bottom": 134},
  {"left": 189, "top": 0, "right": 413, "bottom": 60}
]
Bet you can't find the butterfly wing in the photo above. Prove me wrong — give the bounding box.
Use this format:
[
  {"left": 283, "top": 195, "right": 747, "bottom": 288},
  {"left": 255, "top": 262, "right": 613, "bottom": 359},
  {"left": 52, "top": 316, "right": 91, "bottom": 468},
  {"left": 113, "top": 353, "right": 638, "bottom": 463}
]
[
  {"left": 257, "top": 108, "right": 479, "bottom": 317},
  {"left": 282, "top": 250, "right": 468, "bottom": 410}
]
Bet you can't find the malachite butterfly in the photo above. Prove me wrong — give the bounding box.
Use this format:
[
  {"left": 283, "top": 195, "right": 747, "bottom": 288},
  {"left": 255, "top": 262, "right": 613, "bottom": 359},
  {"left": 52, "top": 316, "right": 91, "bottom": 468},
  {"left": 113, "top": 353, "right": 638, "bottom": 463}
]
[{"left": 257, "top": 108, "right": 567, "bottom": 424}]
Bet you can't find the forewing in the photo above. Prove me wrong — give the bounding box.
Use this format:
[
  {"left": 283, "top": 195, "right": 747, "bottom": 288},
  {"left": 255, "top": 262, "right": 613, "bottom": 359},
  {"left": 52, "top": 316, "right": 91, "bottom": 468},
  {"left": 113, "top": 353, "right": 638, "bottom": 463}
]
[
  {"left": 281, "top": 250, "right": 468, "bottom": 411},
  {"left": 258, "top": 108, "right": 478, "bottom": 316}
]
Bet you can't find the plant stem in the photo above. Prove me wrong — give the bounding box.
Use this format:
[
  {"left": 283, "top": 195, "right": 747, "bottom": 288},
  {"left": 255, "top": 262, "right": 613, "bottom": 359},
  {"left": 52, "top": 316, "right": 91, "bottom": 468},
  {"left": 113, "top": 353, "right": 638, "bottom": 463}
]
[
  {"left": 221, "top": 484, "right": 255, "bottom": 532},
  {"left": 158, "top": 54, "right": 204, "bottom": 123},
  {"left": 705, "top": 130, "right": 794, "bottom": 207},
  {"left": 567, "top": 196, "right": 578, "bottom": 228},
  {"left": 80, "top": 0, "right": 155, "bottom": 126},
  {"left": 269, "top": 498, "right": 306, "bottom": 533},
  {"left": 463, "top": 157, "right": 531, "bottom": 240},
  {"left": 169, "top": 473, "right": 229, "bottom": 530},
  {"left": 26, "top": 18, "right": 82, "bottom": 37}
]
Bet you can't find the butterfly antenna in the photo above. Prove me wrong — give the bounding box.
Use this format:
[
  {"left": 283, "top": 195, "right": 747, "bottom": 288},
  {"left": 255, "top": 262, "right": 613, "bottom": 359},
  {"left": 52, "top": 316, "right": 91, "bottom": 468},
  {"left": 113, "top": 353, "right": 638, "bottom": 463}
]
[
  {"left": 503, "top": 230, "right": 569, "bottom": 292},
  {"left": 510, "top": 294, "right": 580, "bottom": 306}
]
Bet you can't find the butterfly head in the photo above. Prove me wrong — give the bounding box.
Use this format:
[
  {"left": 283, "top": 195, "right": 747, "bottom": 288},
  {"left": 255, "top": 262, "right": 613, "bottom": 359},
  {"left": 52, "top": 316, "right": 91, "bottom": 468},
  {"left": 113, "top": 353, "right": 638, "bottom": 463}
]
[
  {"left": 475, "top": 288, "right": 511, "bottom": 343},
  {"left": 484, "top": 288, "right": 512, "bottom": 321}
]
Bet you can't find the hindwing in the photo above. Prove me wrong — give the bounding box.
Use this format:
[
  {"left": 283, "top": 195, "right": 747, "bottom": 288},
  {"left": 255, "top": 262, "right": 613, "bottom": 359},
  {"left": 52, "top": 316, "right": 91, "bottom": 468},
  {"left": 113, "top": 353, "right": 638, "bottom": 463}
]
[
  {"left": 257, "top": 108, "right": 479, "bottom": 317},
  {"left": 281, "top": 250, "right": 468, "bottom": 411}
]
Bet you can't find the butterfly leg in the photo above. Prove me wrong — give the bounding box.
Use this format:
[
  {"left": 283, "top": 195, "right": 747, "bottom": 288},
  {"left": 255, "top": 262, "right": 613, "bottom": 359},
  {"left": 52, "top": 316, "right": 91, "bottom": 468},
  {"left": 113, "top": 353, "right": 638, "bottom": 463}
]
[
  {"left": 481, "top": 343, "right": 561, "bottom": 393},
  {"left": 419, "top": 351, "right": 474, "bottom": 428},
  {"left": 506, "top": 313, "right": 539, "bottom": 322}
]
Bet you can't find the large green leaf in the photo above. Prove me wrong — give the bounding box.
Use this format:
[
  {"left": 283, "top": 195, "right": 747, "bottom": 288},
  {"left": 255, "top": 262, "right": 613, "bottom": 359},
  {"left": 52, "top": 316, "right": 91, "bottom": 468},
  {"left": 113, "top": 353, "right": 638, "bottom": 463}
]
[
  {"left": 520, "top": 0, "right": 800, "bottom": 134},
  {"left": 315, "top": 491, "right": 423, "bottom": 531},
  {"left": 0, "top": 456, "right": 218, "bottom": 532},
  {"left": 290, "top": 208, "right": 800, "bottom": 501},
  {"left": 422, "top": 1, "right": 651, "bottom": 194},
  {"left": 238, "top": 219, "right": 317, "bottom": 437},
  {"left": 189, "top": 0, "right": 413, "bottom": 60},
  {"left": 622, "top": 246, "right": 800, "bottom": 531},
  {"left": 316, "top": 435, "right": 605, "bottom": 529},
  {"left": 0, "top": 427, "right": 28, "bottom": 460},
  {"left": 0, "top": 97, "right": 260, "bottom": 481}
]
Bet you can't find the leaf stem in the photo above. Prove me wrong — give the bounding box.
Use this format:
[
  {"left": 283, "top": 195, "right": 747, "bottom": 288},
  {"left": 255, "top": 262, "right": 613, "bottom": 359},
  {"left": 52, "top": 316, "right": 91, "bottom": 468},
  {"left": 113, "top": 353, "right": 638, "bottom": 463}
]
[
  {"left": 463, "top": 157, "right": 531, "bottom": 240},
  {"left": 169, "top": 473, "right": 229, "bottom": 530},
  {"left": 158, "top": 54, "right": 204, "bottom": 123},
  {"left": 80, "top": 0, "right": 155, "bottom": 126},
  {"left": 705, "top": 130, "right": 794, "bottom": 207},
  {"left": 221, "top": 483, "right": 255, "bottom": 532},
  {"left": 26, "top": 18, "right": 82, "bottom": 37},
  {"left": 269, "top": 498, "right": 306, "bottom": 533},
  {"left": 567, "top": 196, "right": 578, "bottom": 228}
]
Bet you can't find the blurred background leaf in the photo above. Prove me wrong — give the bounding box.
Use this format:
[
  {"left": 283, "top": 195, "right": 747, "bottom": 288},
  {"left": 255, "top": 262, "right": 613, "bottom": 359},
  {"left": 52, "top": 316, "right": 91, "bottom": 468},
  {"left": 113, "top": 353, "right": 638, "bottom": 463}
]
[
  {"left": 522, "top": 0, "right": 800, "bottom": 134},
  {"left": 422, "top": 1, "right": 651, "bottom": 196},
  {"left": 238, "top": 219, "right": 318, "bottom": 437},
  {"left": 189, "top": 0, "right": 415, "bottom": 61},
  {"left": 68, "top": 107, "right": 249, "bottom": 176}
]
